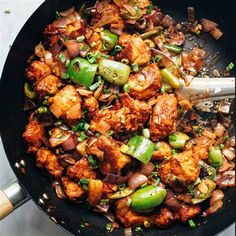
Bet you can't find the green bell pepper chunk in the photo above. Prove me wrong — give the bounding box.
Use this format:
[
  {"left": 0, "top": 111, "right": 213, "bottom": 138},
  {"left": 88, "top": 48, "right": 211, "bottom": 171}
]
[
  {"left": 98, "top": 58, "right": 131, "bottom": 86},
  {"left": 168, "top": 132, "right": 190, "bottom": 149},
  {"left": 101, "top": 30, "right": 118, "bottom": 51},
  {"left": 161, "top": 68, "right": 181, "bottom": 89},
  {"left": 68, "top": 57, "right": 97, "bottom": 87},
  {"left": 125, "top": 135, "right": 154, "bottom": 164},
  {"left": 109, "top": 187, "right": 135, "bottom": 199},
  {"left": 208, "top": 146, "right": 222, "bottom": 168},
  {"left": 130, "top": 185, "right": 167, "bottom": 213}
]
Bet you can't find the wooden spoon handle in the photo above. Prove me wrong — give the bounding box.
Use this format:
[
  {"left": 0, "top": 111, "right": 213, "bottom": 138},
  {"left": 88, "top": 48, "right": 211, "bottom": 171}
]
[{"left": 0, "top": 190, "right": 13, "bottom": 220}]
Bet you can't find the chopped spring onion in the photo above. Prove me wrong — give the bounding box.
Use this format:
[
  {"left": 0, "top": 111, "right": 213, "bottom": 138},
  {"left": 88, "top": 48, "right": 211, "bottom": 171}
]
[
  {"left": 164, "top": 44, "right": 183, "bottom": 54},
  {"left": 77, "top": 131, "right": 88, "bottom": 142},
  {"left": 154, "top": 177, "right": 160, "bottom": 187},
  {"left": 88, "top": 155, "right": 98, "bottom": 169},
  {"left": 80, "top": 44, "right": 90, "bottom": 51},
  {"left": 78, "top": 178, "right": 89, "bottom": 190},
  {"left": 227, "top": 62, "right": 234, "bottom": 71},
  {"left": 106, "top": 223, "right": 113, "bottom": 232},
  {"left": 87, "top": 51, "right": 100, "bottom": 64},
  {"left": 132, "top": 63, "right": 139, "bottom": 72},
  {"left": 123, "top": 84, "right": 131, "bottom": 93},
  {"left": 72, "top": 121, "right": 89, "bottom": 132},
  {"left": 89, "top": 82, "right": 101, "bottom": 91},
  {"left": 61, "top": 72, "right": 69, "bottom": 79},
  {"left": 37, "top": 106, "right": 49, "bottom": 114},
  {"left": 142, "top": 128, "right": 150, "bottom": 139},
  {"left": 65, "top": 59, "right": 70, "bottom": 67},
  {"left": 154, "top": 142, "right": 161, "bottom": 151},
  {"left": 76, "top": 35, "right": 85, "bottom": 43},
  {"left": 151, "top": 54, "right": 163, "bottom": 63},
  {"left": 134, "top": 226, "right": 143, "bottom": 232},
  {"left": 57, "top": 53, "right": 66, "bottom": 63},
  {"left": 106, "top": 130, "right": 114, "bottom": 137},
  {"left": 188, "top": 220, "right": 197, "bottom": 228},
  {"left": 114, "top": 45, "right": 123, "bottom": 52},
  {"left": 146, "top": 2, "right": 154, "bottom": 14}
]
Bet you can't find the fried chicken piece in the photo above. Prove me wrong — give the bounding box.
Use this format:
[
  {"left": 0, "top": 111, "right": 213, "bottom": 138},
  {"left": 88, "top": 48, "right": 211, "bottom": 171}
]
[
  {"left": 26, "top": 61, "right": 51, "bottom": 81},
  {"left": 103, "top": 182, "right": 118, "bottom": 198},
  {"left": 67, "top": 157, "right": 97, "bottom": 180},
  {"left": 152, "top": 141, "right": 172, "bottom": 161},
  {"left": 49, "top": 85, "right": 82, "bottom": 120},
  {"left": 159, "top": 150, "right": 200, "bottom": 192},
  {"left": 97, "top": 135, "right": 130, "bottom": 175},
  {"left": 118, "top": 34, "right": 151, "bottom": 65},
  {"left": 182, "top": 48, "right": 206, "bottom": 76},
  {"left": 165, "top": 25, "right": 186, "bottom": 46},
  {"left": 115, "top": 198, "right": 150, "bottom": 228},
  {"left": 23, "top": 116, "right": 45, "bottom": 153},
  {"left": 35, "top": 75, "right": 61, "bottom": 96},
  {"left": 90, "top": 94, "right": 150, "bottom": 134},
  {"left": 128, "top": 64, "right": 162, "bottom": 100},
  {"left": 83, "top": 96, "right": 99, "bottom": 112},
  {"left": 149, "top": 94, "right": 178, "bottom": 141},
  {"left": 153, "top": 207, "right": 176, "bottom": 228},
  {"left": 176, "top": 204, "right": 201, "bottom": 223},
  {"left": 36, "top": 148, "right": 63, "bottom": 178},
  {"left": 61, "top": 177, "right": 84, "bottom": 201}
]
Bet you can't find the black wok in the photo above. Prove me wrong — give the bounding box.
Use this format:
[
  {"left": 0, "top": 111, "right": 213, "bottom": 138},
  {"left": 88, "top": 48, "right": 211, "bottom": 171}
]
[{"left": 0, "top": 0, "right": 235, "bottom": 235}]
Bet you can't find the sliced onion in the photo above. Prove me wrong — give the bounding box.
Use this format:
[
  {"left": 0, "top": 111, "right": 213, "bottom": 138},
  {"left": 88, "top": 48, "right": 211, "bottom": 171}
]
[
  {"left": 58, "top": 154, "right": 76, "bottom": 167},
  {"left": 44, "top": 51, "right": 53, "bottom": 65},
  {"left": 66, "top": 40, "right": 81, "bottom": 58},
  {"left": 203, "top": 189, "right": 224, "bottom": 217},
  {"left": 104, "top": 173, "right": 128, "bottom": 184},
  {"left": 52, "top": 12, "right": 80, "bottom": 28},
  {"left": 59, "top": 6, "right": 75, "bottom": 17},
  {"left": 61, "top": 134, "right": 78, "bottom": 151},
  {"left": 140, "top": 162, "right": 155, "bottom": 176},
  {"left": 50, "top": 41, "right": 63, "bottom": 57},
  {"left": 222, "top": 147, "right": 235, "bottom": 161},
  {"left": 93, "top": 203, "right": 110, "bottom": 213},
  {"left": 214, "top": 123, "right": 225, "bottom": 137},
  {"left": 104, "top": 212, "right": 116, "bottom": 222},
  {"left": 35, "top": 43, "right": 46, "bottom": 58},
  {"left": 124, "top": 227, "right": 132, "bottom": 236},
  {"left": 215, "top": 170, "right": 235, "bottom": 188},
  {"left": 128, "top": 172, "right": 148, "bottom": 190},
  {"left": 164, "top": 190, "right": 182, "bottom": 212}
]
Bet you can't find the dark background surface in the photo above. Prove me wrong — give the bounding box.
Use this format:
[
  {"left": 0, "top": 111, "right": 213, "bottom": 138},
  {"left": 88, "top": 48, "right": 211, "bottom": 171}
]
[{"left": 0, "top": 0, "right": 235, "bottom": 235}]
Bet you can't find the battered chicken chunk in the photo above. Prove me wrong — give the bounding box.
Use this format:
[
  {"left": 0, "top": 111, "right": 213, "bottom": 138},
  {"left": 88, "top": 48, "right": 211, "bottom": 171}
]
[
  {"left": 67, "top": 157, "right": 97, "bottom": 180},
  {"left": 26, "top": 61, "right": 51, "bottom": 81},
  {"left": 152, "top": 141, "right": 172, "bottom": 161},
  {"left": 36, "top": 148, "right": 63, "bottom": 178},
  {"left": 35, "top": 75, "right": 61, "bottom": 96},
  {"left": 150, "top": 94, "right": 178, "bottom": 141},
  {"left": 153, "top": 207, "right": 176, "bottom": 228},
  {"left": 159, "top": 150, "right": 200, "bottom": 191},
  {"left": 90, "top": 94, "right": 150, "bottom": 134},
  {"left": 177, "top": 204, "right": 201, "bottom": 222},
  {"left": 97, "top": 135, "right": 130, "bottom": 175},
  {"left": 61, "top": 177, "right": 84, "bottom": 201},
  {"left": 115, "top": 198, "right": 150, "bottom": 228},
  {"left": 83, "top": 96, "right": 99, "bottom": 112},
  {"left": 128, "top": 64, "right": 162, "bottom": 100},
  {"left": 49, "top": 85, "right": 82, "bottom": 120},
  {"left": 118, "top": 34, "right": 151, "bottom": 65},
  {"left": 23, "top": 116, "right": 45, "bottom": 153}
]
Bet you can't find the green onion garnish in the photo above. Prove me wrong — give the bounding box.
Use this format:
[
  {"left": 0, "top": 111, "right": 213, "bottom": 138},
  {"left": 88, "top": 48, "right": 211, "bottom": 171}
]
[
  {"left": 57, "top": 53, "right": 66, "bottom": 63},
  {"left": 76, "top": 35, "right": 85, "bottom": 43},
  {"left": 77, "top": 131, "right": 88, "bottom": 142},
  {"left": 106, "top": 130, "right": 114, "bottom": 137},
  {"left": 188, "top": 220, "right": 197, "bottom": 228},
  {"left": 78, "top": 178, "right": 89, "bottom": 190},
  {"left": 37, "top": 106, "right": 49, "bottom": 114},
  {"left": 87, "top": 51, "right": 100, "bottom": 64},
  {"left": 132, "top": 63, "right": 139, "bottom": 72},
  {"left": 89, "top": 82, "right": 101, "bottom": 91},
  {"left": 146, "top": 2, "right": 154, "bottom": 14},
  {"left": 114, "top": 45, "right": 123, "bottom": 52},
  {"left": 106, "top": 223, "right": 113, "bottom": 232},
  {"left": 88, "top": 155, "right": 98, "bottom": 169},
  {"left": 227, "top": 62, "right": 234, "bottom": 71},
  {"left": 123, "top": 83, "right": 131, "bottom": 93},
  {"left": 134, "top": 226, "right": 143, "bottom": 232}
]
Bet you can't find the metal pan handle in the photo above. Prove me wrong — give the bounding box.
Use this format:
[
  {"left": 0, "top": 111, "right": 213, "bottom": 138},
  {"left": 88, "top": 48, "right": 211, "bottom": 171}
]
[{"left": 0, "top": 179, "right": 29, "bottom": 220}]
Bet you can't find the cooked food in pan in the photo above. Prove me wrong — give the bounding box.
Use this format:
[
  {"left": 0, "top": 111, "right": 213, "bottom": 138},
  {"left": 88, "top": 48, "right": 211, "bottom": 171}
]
[{"left": 22, "top": 0, "right": 235, "bottom": 232}]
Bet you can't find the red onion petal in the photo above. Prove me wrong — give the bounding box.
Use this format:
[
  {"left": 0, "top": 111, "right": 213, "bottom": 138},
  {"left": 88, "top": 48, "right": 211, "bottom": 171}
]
[
  {"left": 140, "top": 162, "right": 155, "bottom": 176},
  {"left": 104, "top": 173, "right": 128, "bottom": 184},
  {"left": 61, "top": 134, "right": 78, "bottom": 151},
  {"left": 128, "top": 172, "right": 148, "bottom": 190}
]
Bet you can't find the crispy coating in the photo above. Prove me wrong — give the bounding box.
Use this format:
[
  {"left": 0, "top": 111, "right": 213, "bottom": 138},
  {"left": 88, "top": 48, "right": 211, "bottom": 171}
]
[
  {"left": 150, "top": 94, "right": 178, "bottom": 141},
  {"left": 159, "top": 150, "right": 200, "bottom": 191},
  {"left": 26, "top": 61, "right": 51, "bottom": 81},
  {"left": 67, "top": 157, "right": 97, "bottom": 180},
  {"left": 153, "top": 207, "right": 176, "bottom": 228},
  {"left": 61, "top": 177, "right": 84, "bottom": 200},
  {"left": 176, "top": 204, "right": 201, "bottom": 222},
  {"left": 23, "top": 116, "right": 45, "bottom": 153},
  {"left": 49, "top": 85, "right": 82, "bottom": 120},
  {"left": 152, "top": 141, "right": 172, "bottom": 161},
  {"left": 115, "top": 198, "right": 150, "bottom": 228},
  {"left": 36, "top": 148, "right": 63, "bottom": 178},
  {"left": 90, "top": 94, "right": 150, "bottom": 133},
  {"left": 83, "top": 96, "right": 99, "bottom": 112},
  {"left": 97, "top": 135, "right": 130, "bottom": 175},
  {"left": 35, "top": 75, "right": 61, "bottom": 96},
  {"left": 128, "top": 64, "right": 162, "bottom": 100},
  {"left": 118, "top": 34, "right": 151, "bottom": 65}
]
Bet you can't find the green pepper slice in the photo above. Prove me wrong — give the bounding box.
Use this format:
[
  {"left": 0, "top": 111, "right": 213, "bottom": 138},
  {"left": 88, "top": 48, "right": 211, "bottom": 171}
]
[
  {"left": 109, "top": 187, "right": 135, "bottom": 199},
  {"left": 125, "top": 135, "right": 154, "bottom": 164},
  {"left": 130, "top": 185, "right": 167, "bottom": 213},
  {"left": 208, "top": 146, "right": 222, "bottom": 168},
  {"left": 98, "top": 58, "right": 131, "bottom": 86},
  {"left": 68, "top": 57, "right": 97, "bottom": 87},
  {"left": 101, "top": 30, "right": 118, "bottom": 51},
  {"left": 168, "top": 132, "right": 190, "bottom": 149}
]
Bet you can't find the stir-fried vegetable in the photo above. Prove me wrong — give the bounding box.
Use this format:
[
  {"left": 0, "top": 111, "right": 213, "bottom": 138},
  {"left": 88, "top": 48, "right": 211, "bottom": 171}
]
[
  {"left": 68, "top": 57, "right": 97, "bottom": 87},
  {"left": 208, "top": 146, "right": 223, "bottom": 168},
  {"left": 101, "top": 30, "right": 118, "bottom": 51},
  {"left": 168, "top": 132, "right": 190, "bottom": 149}
]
